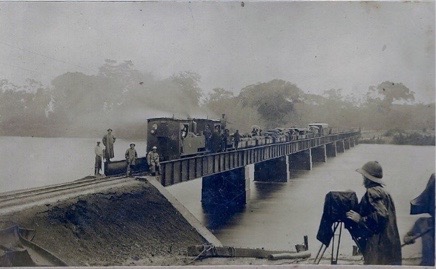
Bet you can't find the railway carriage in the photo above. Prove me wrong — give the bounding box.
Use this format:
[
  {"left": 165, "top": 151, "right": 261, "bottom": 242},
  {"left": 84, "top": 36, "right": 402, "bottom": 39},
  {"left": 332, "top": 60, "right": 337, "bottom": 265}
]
[
  {"left": 308, "top": 123, "right": 331, "bottom": 136},
  {"left": 105, "top": 116, "right": 338, "bottom": 176}
]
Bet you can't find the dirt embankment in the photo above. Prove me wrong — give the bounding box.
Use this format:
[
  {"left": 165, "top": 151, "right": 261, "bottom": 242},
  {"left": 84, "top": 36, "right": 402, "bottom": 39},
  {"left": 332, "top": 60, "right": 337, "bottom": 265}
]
[
  {"left": 1, "top": 178, "right": 425, "bottom": 267},
  {"left": 0, "top": 180, "right": 208, "bottom": 266}
]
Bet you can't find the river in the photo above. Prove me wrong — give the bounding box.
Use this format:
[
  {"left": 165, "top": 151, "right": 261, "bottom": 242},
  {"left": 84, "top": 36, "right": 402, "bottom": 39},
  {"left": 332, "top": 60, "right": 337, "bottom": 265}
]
[
  {"left": 0, "top": 136, "right": 434, "bottom": 260},
  {"left": 167, "top": 143, "right": 434, "bottom": 260}
]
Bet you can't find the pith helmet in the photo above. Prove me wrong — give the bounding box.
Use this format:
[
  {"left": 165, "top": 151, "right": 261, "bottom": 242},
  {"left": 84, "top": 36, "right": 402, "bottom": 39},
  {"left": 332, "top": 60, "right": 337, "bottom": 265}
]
[
  {"left": 130, "top": 143, "right": 135, "bottom": 146},
  {"left": 356, "top": 161, "right": 385, "bottom": 185},
  {"left": 152, "top": 146, "right": 157, "bottom": 150}
]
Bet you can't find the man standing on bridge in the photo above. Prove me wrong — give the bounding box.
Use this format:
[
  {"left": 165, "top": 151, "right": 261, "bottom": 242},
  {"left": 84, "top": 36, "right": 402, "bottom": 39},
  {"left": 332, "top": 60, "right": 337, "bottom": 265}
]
[
  {"left": 125, "top": 143, "right": 137, "bottom": 177},
  {"left": 203, "top": 124, "right": 212, "bottom": 151},
  {"left": 147, "top": 146, "right": 160, "bottom": 176},
  {"left": 233, "top": 130, "right": 241, "bottom": 150},
  {"left": 94, "top": 141, "right": 104, "bottom": 176},
  {"left": 102, "top": 128, "right": 116, "bottom": 162}
]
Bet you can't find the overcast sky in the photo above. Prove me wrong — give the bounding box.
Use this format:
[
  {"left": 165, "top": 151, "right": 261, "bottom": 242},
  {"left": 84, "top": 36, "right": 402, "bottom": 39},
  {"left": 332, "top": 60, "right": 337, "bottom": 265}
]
[{"left": 0, "top": 1, "right": 434, "bottom": 103}]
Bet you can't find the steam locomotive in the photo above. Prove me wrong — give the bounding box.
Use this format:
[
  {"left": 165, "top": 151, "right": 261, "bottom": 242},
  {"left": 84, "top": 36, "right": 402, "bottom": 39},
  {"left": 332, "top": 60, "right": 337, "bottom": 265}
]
[
  {"left": 147, "top": 117, "right": 221, "bottom": 161},
  {"left": 147, "top": 117, "right": 331, "bottom": 161}
]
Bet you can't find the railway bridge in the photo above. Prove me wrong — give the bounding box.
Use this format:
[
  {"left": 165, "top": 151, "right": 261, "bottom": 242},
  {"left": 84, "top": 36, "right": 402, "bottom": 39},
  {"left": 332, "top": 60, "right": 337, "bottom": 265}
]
[{"left": 157, "top": 131, "right": 360, "bottom": 209}]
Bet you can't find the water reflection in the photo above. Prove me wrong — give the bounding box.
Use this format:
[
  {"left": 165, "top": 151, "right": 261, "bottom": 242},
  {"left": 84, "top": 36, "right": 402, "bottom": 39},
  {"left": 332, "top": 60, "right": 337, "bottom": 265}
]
[
  {"left": 289, "top": 169, "right": 311, "bottom": 179},
  {"left": 202, "top": 204, "right": 246, "bottom": 230},
  {"left": 252, "top": 181, "right": 286, "bottom": 200},
  {"left": 202, "top": 180, "right": 288, "bottom": 230}
]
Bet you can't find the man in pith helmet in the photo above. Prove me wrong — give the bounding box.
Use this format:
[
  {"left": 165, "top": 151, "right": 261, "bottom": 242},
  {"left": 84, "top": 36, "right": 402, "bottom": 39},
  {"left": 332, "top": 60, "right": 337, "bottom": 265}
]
[
  {"left": 125, "top": 143, "right": 137, "bottom": 177},
  {"left": 147, "top": 146, "right": 160, "bottom": 176},
  {"left": 346, "top": 161, "right": 402, "bottom": 265}
]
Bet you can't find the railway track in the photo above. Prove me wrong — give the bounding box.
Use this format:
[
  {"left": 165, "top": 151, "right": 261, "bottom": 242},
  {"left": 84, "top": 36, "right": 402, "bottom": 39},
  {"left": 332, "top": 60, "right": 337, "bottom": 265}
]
[
  {"left": 0, "top": 174, "right": 146, "bottom": 215},
  {"left": 0, "top": 173, "right": 152, "bottom": 266}
]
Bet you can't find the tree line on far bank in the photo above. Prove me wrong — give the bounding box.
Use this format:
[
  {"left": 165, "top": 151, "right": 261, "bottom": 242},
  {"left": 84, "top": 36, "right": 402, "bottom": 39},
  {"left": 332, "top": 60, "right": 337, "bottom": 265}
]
[
  {"left": 360, "top": 129, "right": 435, "bottom": 146},
  {"left": 0, "top": 60, "right": 434, "bottom": 143}
]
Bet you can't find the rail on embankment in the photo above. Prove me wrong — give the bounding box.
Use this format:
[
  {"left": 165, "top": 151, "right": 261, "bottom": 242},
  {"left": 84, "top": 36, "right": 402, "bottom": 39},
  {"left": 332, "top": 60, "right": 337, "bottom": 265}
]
[{"left": 159, "top": 131, "right": 360, "bottom": 186}]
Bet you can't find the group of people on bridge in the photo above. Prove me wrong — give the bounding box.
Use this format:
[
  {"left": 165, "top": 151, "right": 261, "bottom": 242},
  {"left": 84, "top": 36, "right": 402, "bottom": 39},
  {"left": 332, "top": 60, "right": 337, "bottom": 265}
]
[
  {"left": 94, "top": 128, "right": 160, "bottom": 177},
  {"left": 203, "top": 125, "right": 241, "bottom": 153},
  {"left": 201, "top": 114, "right": 241, "bottom": 153}
]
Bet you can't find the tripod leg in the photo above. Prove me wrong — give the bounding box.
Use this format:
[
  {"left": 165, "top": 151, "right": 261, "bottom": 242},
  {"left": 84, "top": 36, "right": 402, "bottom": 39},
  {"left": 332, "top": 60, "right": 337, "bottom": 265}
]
[
  {"left": 330, "top": 222, "right": 339, "bottom": 264},
  {"left": 314, "top": 244, "right": 323, "bottom": 264},
  {"left": 333, "top": 222, "right": 343, "bottom": 264},
  {"left": 314, "top": 244, "right": 327, "bottom": 264},
  {"left": 315, "top": 222, "right": 341, "bottom": 265},
  {"left": 319, "top": 245, "right": 328, "bottom": 264}
]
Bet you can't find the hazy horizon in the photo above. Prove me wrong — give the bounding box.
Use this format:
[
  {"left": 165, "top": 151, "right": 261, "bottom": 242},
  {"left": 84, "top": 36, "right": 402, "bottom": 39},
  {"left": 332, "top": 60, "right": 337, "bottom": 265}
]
[{"left": 0, "top": 1, "right": 434, "bottom": 104}]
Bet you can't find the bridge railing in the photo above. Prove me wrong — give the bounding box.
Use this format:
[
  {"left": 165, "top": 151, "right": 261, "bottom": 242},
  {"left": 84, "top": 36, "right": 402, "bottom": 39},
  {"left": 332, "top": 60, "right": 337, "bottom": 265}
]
[{"left": 159, "top": 131, "right": 360, "bottom": 186}]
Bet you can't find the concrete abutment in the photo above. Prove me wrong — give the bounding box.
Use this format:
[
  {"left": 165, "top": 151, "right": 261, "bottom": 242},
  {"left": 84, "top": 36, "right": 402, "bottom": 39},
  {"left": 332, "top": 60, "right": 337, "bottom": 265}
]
[
  {"left": 201, "top": 166, "right": 250, "bottom": 210},
  {"left": 311, "top": 145, "right": 327, "bottom": 162},
  {"left": 326, "top": 142, "right": 337, "bottom": 157},
  {"left": 289, "top": 149, "right": 312, "bottom": 170},
  {"left": 254, "top": 156, "right": 289, "bottom": 182},
  {"left": 350, "top": 137, "right": 355, "bottom": 147},
  {"left": 344, "top": 139, "right": 350, "bottom": 150},
  {"left": 336, "top": 140, "right": 345, "bottom": 153}
]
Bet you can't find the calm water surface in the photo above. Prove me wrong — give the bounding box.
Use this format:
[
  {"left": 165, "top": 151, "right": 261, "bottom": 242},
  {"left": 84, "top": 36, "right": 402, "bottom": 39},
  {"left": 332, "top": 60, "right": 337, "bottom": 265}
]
[
  {"left": 0, "top": 137, "right": 434, "bottom": 259},
  {"left": 0, "top": 136, "right": 147, "bottom": 192},
  {"left": 167, "top": 144, "right": 435, "bottom": 259}
]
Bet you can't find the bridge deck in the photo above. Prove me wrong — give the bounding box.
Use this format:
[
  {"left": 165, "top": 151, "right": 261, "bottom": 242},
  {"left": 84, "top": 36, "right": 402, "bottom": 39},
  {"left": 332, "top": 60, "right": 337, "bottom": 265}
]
[{"left": 160, "top": 131, "right": 359, "bottom": 186}]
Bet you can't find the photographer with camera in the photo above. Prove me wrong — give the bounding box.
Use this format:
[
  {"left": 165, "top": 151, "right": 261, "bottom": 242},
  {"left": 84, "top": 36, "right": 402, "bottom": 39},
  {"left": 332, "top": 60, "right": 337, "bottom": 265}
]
[{"left": 346, "top": 161, "right": 402, "bottom": 265}]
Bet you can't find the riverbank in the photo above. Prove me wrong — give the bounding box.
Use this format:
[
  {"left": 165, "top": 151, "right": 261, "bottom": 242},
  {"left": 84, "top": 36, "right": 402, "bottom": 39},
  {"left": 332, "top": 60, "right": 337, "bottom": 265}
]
[
  {"left": 359, "top": 129, "right": 435, "bottom": 146},
  {"left": 0, "top": 177, "right": 316, "bottom": 266},
  {"left": 0, "top": 175, "right": 425, "bottom": 267}
]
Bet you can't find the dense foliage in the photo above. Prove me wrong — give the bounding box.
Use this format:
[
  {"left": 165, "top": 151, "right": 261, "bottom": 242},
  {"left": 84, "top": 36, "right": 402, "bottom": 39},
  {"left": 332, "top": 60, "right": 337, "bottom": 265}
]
[{"left": 0, "top": 60, "right": 434, "bottom": 142}]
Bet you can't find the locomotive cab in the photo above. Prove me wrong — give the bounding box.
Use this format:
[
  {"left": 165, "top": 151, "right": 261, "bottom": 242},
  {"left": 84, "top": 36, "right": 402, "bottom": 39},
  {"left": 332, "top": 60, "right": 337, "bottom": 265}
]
[{"left": 147, "top": 117, "right": 220, "bottom": 161}]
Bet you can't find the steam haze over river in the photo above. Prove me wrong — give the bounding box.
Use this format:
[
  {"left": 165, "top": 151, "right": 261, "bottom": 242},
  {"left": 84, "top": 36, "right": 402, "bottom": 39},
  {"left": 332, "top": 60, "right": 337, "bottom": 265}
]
[{"left": 0, "top": 136, "right": 433, "bottom": 261}]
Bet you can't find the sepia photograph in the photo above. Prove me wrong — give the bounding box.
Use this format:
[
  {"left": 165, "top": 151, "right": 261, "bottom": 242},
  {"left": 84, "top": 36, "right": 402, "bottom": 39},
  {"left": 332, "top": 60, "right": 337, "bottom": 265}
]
[{"left": 0, "top": 0, "right": 434, "bottom": 267}]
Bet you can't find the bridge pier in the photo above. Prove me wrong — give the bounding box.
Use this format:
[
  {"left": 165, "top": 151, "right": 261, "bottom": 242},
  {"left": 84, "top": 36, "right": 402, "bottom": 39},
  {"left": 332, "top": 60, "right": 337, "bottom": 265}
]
[
  {"left": 344, "top": 139, "right": 350, "bottom": 150},
  {"left": 201, "top": 166, "right": 250, "bottom": 211},
  {"left": 336, "top": 140, "right": 345, "bottom": 153},
  {"left": 289, "top": 149, "right": 312, "bottom": 170},
  {"left": 155, "top": 130, "right": 361, "bottom": 187},
  {"left": 311, "top": 145, "right": 327, "bottom": 162},
  {"left": 326, "top": 142, "right": 337, "bottom": 157},
  {"left": 254, "top": 156, "right": 289, "bottom": 182}
]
